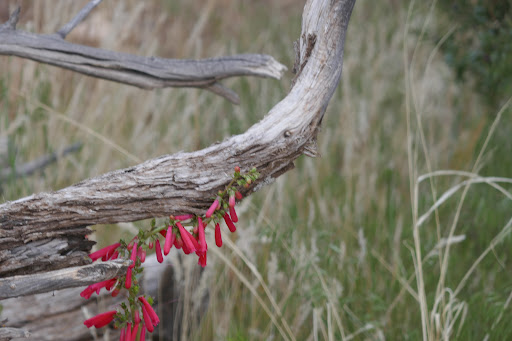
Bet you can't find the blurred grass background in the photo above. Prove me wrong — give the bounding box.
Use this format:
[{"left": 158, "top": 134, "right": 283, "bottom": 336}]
[{"left": 0, "top": 0, "right": 511, "bottom": 340}]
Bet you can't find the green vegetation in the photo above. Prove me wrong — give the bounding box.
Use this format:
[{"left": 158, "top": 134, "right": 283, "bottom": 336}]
[{"left": 1, "top": 0, "right": 510, "bottom": 340}]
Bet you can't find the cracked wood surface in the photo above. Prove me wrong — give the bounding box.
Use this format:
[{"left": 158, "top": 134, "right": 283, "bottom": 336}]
[{"left": 0, "top": 0, "right": 356, "bottom": 283}]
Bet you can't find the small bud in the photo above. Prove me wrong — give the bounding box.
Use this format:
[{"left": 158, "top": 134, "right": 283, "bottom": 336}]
[
  {"left": 235, "top": 191, "right": 243, "bottom": 200},
  {"left": 234, "top": 166, "right": 241, "bottom": 173},
  {"left": 205, "top": 199, "right": 219, "bottom": 218}
]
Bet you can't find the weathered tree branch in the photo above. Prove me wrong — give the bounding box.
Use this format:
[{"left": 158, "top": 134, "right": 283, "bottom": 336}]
[
  {"left": 0, "top": 259, "right": 131, "bottom": 299},
  {"left": 0, "top": 6, "right": 286, "bottom": 104},
  {"left": 0, "top": 0, "right": 356, "bottom": 285}
]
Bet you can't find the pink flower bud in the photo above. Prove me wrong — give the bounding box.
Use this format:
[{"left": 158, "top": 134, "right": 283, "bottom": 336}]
[
  {"left": 125, "top": 267, "right": 132, "bottom": 289},
  {"left": 130, "top": 242, "right": 138, "bottom": 268},
  {"left": 164, "top": 227, "right": 175, "bottom": 256},
  {"left": 155, "top": 240, "right": 163, "bottom": 263},
  {"left": 229, "top": 195, "right": 236, "bottom": 208},
  {"left": 148, "top": 241, "right": 153, "bottom": 249},
  {"left": 175, "top": 214, "right": 194, "bottom": 221},
  {"left": 215, "top": 223, "right": 222, "bottom": 247},
  {"left": 235, "top": 191, "right": 243, "bottom": 200},
  {"left": 205, "top": 198, "right": 219, "bottom": 218}
]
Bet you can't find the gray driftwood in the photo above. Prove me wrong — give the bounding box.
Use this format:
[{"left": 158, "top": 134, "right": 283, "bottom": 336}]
[
  {"left": 0, "top": 0, "right": 355, "bottom": 279},
  {"left": 0, "top": 6, "right": 286, "bottom": 104}
]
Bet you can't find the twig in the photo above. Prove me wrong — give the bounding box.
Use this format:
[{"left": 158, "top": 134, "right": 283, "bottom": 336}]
[
  {"left": 56, "top": 0, "right": 103, "bottom": 39},
  {"left": 0, "top": 142, "right": 82, "bottom": 181},
  {"left": 0, "top": 8, "right": 286, "bottom": 104},
  {"left": 0, "top": 6, "right": 20, "bottom": 30}
]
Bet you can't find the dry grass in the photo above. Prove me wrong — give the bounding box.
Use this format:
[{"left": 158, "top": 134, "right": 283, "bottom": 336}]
[{"left": 1, "top": 0, "right": 511, "bottom": 340}]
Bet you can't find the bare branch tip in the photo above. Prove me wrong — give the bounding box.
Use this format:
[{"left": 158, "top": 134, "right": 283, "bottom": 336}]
[
  {"left": 207, "top": 82, "right": 240, "bottom": 105},
  {"left": 1, "top": 6, "right": 21, "bottom": 30},
  {"left": 56, "top": 0, "right": 103, "bottom": 39}
]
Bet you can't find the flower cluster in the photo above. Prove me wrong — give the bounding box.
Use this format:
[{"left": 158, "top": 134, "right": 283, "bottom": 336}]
[{"left": 80, "top": 166, "right": 259, "bottom": 340}]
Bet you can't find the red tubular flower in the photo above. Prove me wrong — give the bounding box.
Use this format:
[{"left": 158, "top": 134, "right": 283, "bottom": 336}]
[
  {"left": 120, "top": 327, "right": 126, "bottom": 341},
  {"left": 138, "top": 296, "right": 160, "bottom": 326},
  {"left": 130, "top": 242, "right": 138, "bottom": 268},
  {"left": 197, "top": 218, "right": 207, "bottom": 252},
  {"left": 140, "top": 326, "right": 146, "bottom": 340},
  {"left": 134, "top": 310, "right": 141, "bottom": 324},
  {"left": 89, "top": 242, "right": 121, "bottom": 262},
  {"left": 205, "top": 198, "right": 219, "bottom": 218},
  {"left": 215, "top": 223, "right": 222, "bottom": 247},
  {"left": 131, "top": 323, "right": 139, "bottom": 341},
  {"left": 148, "top": 241, "right": 154, "bottom": 249},
  {"left": 141, "top": 305, "right": 154, "bottom": 332},
  {"left": 196, "top": 218, "right": 207, "bottom": 267},
  {"left": 198, "top": 252, "right": 207, "bottom": 267},
  {"left": 229, "top": 205, "right": 238, "bottom": 223},
  {"left": 175, "top": 214, "right": 194, "bottom": 221},
  {"left": 223, "top": 213, "right": 236, "bottom": 232},
  {"left": 174, "top": 235, "right": 183, "bottom": 249},
  {"left": 155, "top": 240, "right": 163, "bottom": 263},
  {"left": 84, "top": 310, "right": 117, "bottom": 328},
  {"left": 125, "top": 267, "right": 132, "bottom": 289},
  {"left": 235, "top": 191, "right": 243, "bottom": 200},
  {"left": 176, "top": 222, "right": 197, "bottom": 253},
  {"left": 126, "top": 323, "right": 132, "bottom": 341},
  {"left": 164, "top": 227, "right": 175, "bottom": 256},
  {"left": 80, "top": 278, "right": 117, "bottom": 299}
]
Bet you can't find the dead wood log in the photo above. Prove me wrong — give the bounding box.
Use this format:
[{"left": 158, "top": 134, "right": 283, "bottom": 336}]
[
  {"left": 0, "top": 256, "right": 206, "bottom": 341},
  {"left": 0, "top": 0, "right": 355, "bottom": 293},
  {"left": 0, "top": 5, "right": 286, "bottom": 104}
]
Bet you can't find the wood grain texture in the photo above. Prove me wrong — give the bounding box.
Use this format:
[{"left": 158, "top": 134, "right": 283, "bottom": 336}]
[{"left": 0, "top": 0, "right": 356, "bottom": 285}]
